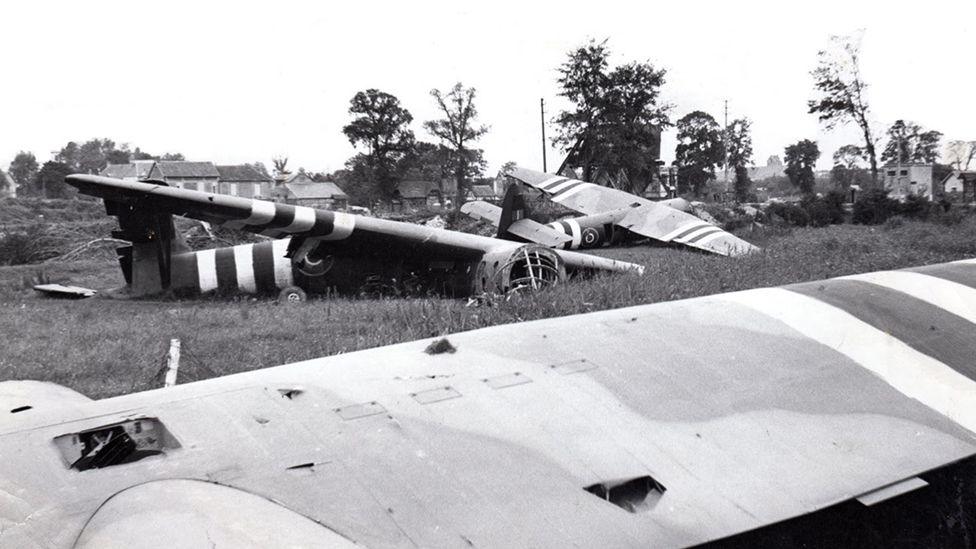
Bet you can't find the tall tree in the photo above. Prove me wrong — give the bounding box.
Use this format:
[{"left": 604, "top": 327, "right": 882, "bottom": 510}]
[
  {"left": 7, "top": 151, "right": 39, "bottom": 190},
  {"left": 725, "top": 118, "right": 753, "bottom": 201},
  {"left": 946, "top": 140, "right": 976, "bottom": 171},
  {"left": 784, "top": 139, "right": 821, "bottom": 194},
  {"left": 342, "top": 89, "right": 415, "bottom": 200},
  {"left": 808, "top": 33, "right": 879, "bottom": 184},
  {"left": 33, "top": 161, "right": 74, "bottom": 198},
  {"left": 553, "top": 39, "right": 670, "bottom": 190},
  {"left": 424, "top": 82, "right": 488, "bottom": 210},
  {"left": 674, "top": 111, "right": 724, "bottom": 197},
  {"left": 880, "top": 120, "right": 942, "bottom": 164},
  {"left": 831, "top": 144, "right": 870, "bottom": 190}
]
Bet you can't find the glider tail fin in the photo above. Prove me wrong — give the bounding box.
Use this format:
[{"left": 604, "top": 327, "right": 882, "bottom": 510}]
[{"left": 497, "top": 183, "right": 532, "bottom": 238}]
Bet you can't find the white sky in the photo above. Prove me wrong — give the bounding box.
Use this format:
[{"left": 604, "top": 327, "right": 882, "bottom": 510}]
[{"left": 1, "top": 0, "right": 973, "bottom": 174}]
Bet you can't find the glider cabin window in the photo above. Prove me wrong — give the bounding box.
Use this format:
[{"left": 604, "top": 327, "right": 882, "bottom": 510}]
[{"left": 53, "top": 417, "right": 180, "bottom": 471}]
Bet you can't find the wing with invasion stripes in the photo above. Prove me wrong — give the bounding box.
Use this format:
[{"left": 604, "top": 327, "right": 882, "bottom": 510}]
[
  {"left": 3, "top": 259, "right": 976, "bottom": 547},
  {"left": 67, "top": 175, "right": 506, "bottom": 261},
  {"left": 508, "top": 166, "right": 652, "bottom": 215},
  {"left": 618, "top": 203, "right": 759, "bottom": 256},
  {"left": 508, "top": 167, "right": 758, "bottom": 256}
]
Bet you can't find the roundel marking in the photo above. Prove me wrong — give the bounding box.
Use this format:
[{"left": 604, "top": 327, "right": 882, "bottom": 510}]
[{"left": 582, "top": 227, "right": 600, "bottom": 246}]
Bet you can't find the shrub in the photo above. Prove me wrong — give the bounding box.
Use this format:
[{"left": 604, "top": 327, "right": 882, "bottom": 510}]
[
  {"left": 853, "top": 189, "right": 900, "bottom": 225},
  {"left": 766, "top": 201, "right": 810, "bottom": 227}
]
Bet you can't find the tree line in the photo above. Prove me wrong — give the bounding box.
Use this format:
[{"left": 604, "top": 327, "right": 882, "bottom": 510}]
[{"left": 6, "top": 36, "right": 973, "bottom": 205}]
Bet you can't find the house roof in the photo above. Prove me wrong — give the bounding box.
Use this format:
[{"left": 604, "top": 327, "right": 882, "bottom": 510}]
[
  {"left": 101, "top": 161, "right": 156, "bottom": 179},
  {"left": 396, "top": 180, "right": 441, "bottom": 199},
  {"left": 941, "top": 170, "right": 976, "bottom": 185},
  {"left": 283, "top": 181, "right": 348, "bottom": 200},
  {"left": 153, "top": 161, "right": 219, "bottom": 178},
  {"left": 216, "top": 165, "right": 272, "bottom": 182},
  {"left": 469, "top": 185, "right": 496, "bottom": 198}
]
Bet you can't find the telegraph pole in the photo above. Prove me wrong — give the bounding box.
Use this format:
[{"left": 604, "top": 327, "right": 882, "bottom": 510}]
[
  {"left": 540, "top": 98, "right": 548, "bottom": 172},
  {"left": 723, "top": 99, "right": 730, "bottom": 193}
]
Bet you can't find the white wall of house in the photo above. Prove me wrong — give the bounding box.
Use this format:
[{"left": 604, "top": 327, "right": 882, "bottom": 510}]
[{"left": 882, "top": 165, "right": 934, "bottom": 199}]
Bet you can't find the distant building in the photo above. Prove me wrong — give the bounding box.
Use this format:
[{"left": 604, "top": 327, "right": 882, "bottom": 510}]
[
  {"left": 881, "top": 163, "right": 935, "bottom": 200},
  {"left": 714, "top": 155, "right": 786, "bottom": 185},
  {"left": 0, "top": 169, "right": 16, "bottom": 198},
  {"left": 100, "top": 160, "right": 156, "bottom": 181},
  {"left": 941, "top": 170, "right": 976, "bottom": 203},
  {"left": 274, "top": 172, "right": 348, "bottom": 209},
  {"left": 465, "top": 185, "right": 497, "bottom": 203},
  {"left": 394, "top": 180, "right": 443, "bottom": 209},
  {"left": 216, "top": 165, "right": 274, "bottom": 199},
  {"left": 147, "top": 161, "right": 220, "bottom": 192}
]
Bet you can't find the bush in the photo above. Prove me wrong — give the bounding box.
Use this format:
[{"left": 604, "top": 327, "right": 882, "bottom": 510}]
[
  {"left": 766, "top": 201, "right": 810, "bottom": 227},
  {"left": 800, "top": 192, "right": 846, "bottom": 227},
  {"left": 853, "top": 189, "right": 900, "bottom": 225}
]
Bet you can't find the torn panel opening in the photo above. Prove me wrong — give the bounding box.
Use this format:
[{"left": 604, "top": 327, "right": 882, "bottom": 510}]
[
  {"left": 584, "top": 475, "right": 666, "bottom": 513},
  {"left": 54, "top": 417, "right": 180, "bottom": 471}
]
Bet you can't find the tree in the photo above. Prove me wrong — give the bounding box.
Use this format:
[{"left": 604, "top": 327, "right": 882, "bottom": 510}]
[
  {"left": 946, "top": 140, "right": 976, "bottom": 171},
  {"left": 342, "top": 89, "right": 415, "bottom": 200},
  {"left": 553, "top": 39, "right": 670, "bottom": 191},
  {"left": 784, "top": 139, "right": 821, "bottom": 194},
  {"left": 424, "top": 83, "right": 488, "bottom": 210},
  {"left": 272, "top": 156, "right": 289, "bottom": 176},
  {"left": 831, "top": 144, "right": 870, "bottom": 190},
  {"left": 53, "top": 138, "right": 136, "bottom": 173},
  {"left": 725, "top": 118, "right": 753, "bottom": 201},
  {"left": 808, "top": 33, "right": 879, "bottom": 184},
  {"left": 674, "top": 111, "right": 723, "bottom": 197},
  {"left": 880, "top": 120, "right": 942, "bottom": 164},
  {"left": 398, "top": 141, "right": 453, "bottom": 183},
  {"left": 7, "top": 151, "right": 39, "bottom": 191},
  {"left": 33, "top": 161, "right": 74, "bottom": 198}
]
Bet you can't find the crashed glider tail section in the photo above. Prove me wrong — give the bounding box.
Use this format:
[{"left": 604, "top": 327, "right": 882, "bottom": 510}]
[
  {"left": 3, "top": 259, "right": 976, "bottom": 547},
  {"left": 507, "top": 166, "right": 760, "bottom": 256}
]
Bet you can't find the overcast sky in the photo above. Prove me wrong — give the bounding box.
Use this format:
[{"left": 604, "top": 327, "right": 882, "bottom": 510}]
[{"left": 2, "top": 0, "right": 973, "bottom": 175}]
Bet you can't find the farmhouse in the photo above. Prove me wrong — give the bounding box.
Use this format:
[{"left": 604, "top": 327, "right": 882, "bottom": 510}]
[
  {"left": 216, "top": 165, "right": 274, "bottom": 199},
  {"left": 147, "top": 161, "right": 220, "bottom": 192},
  {"left": 394, "top": 180, "right": 443, "bottom": 209},
  {"left": 466, "top": 184, "right": 497, "bottom": 203},
  {"left": 941, "top": 170, "right": 976, "bottom": 203},
  {"left": 274, "top": 172, "right": 348, "bottom": 209}
]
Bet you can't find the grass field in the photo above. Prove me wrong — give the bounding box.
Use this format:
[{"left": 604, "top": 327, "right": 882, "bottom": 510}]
[{"left": 2, "top": 216, "right": 975, "bottom": 399}]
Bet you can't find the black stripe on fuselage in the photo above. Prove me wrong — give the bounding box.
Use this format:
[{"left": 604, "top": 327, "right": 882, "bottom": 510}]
[
  {"left": 252, "top": 241, "right": 278, "bottom": 292},
  {"left": 908, "top": 262, "right": 976, "bottom": 291},
  {"left": 214, "top": 247, "right": 238, "bottom": 293},
  {"left": 170, "top": 253, "right": 199, "bottom": 292},
  {"left": 788, "top": 278, "right": 976, "bottom": 381}
]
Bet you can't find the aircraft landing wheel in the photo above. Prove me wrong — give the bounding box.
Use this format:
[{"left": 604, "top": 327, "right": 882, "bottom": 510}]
[{"left": 278, "top": 286, "right": 307, "bottom": 304}]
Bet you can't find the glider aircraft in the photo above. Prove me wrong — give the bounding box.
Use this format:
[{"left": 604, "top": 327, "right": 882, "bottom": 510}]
[
  {"left": 2, "top": 258, "right": 976, "bottom": 546},
  {"left": 463, "top": 166, "right": 758, "bottom": 256},
  {"left": 64, "top": 175, "right": 642, "bottom": 301}
]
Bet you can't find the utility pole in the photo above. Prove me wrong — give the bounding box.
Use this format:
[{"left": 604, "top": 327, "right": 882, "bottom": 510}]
[
  {"left": 723, "top": 99, "right": 730, "bottom": 194},
  {"left": 540, "top": 98, "right": 548, "bottom": 172}
]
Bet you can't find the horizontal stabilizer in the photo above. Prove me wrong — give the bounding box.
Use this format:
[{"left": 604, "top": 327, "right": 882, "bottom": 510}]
[
  {"left": 459, "top": 200, "right": 502, "bottom": 227},
  {"left": 554, "top": 249, "right": 644, "bottom": 275},
  {"left": 507, "top": 219, "right": 573, "bottom": 248}
]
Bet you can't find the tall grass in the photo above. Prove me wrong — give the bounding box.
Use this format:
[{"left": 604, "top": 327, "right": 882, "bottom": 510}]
[{"left": 1, "top": 218, "right": 975, "bottom": 399}]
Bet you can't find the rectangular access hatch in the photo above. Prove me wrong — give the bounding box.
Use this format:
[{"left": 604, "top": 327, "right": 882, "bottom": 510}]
[{"left": 54, "top": 417, "right": 180, "bottom": 471}]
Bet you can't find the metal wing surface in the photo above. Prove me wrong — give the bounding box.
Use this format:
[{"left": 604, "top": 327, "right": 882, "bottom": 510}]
[
  {"left": 460, "top": 198, "right": 573, "bottom": 248},
  {"left": 4, "top": 259, "right": 976, "bottom": 547},
  {"left": 67, "top": 174, "right": 519, "bottom": 261},
  {"left": 508, "top": 166, "right": 650, "bottom": 215}
]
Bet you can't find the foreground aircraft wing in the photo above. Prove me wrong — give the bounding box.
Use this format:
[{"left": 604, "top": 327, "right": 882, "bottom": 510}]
[
  {"left": 65, "top": 175, "right": 641, "bottom": 275},
  {"left": 509, "top": 166, "right": 759, "bottom": 256},
  {"left": 3, "top": 259, "right": 976, "bottom": 547}
]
